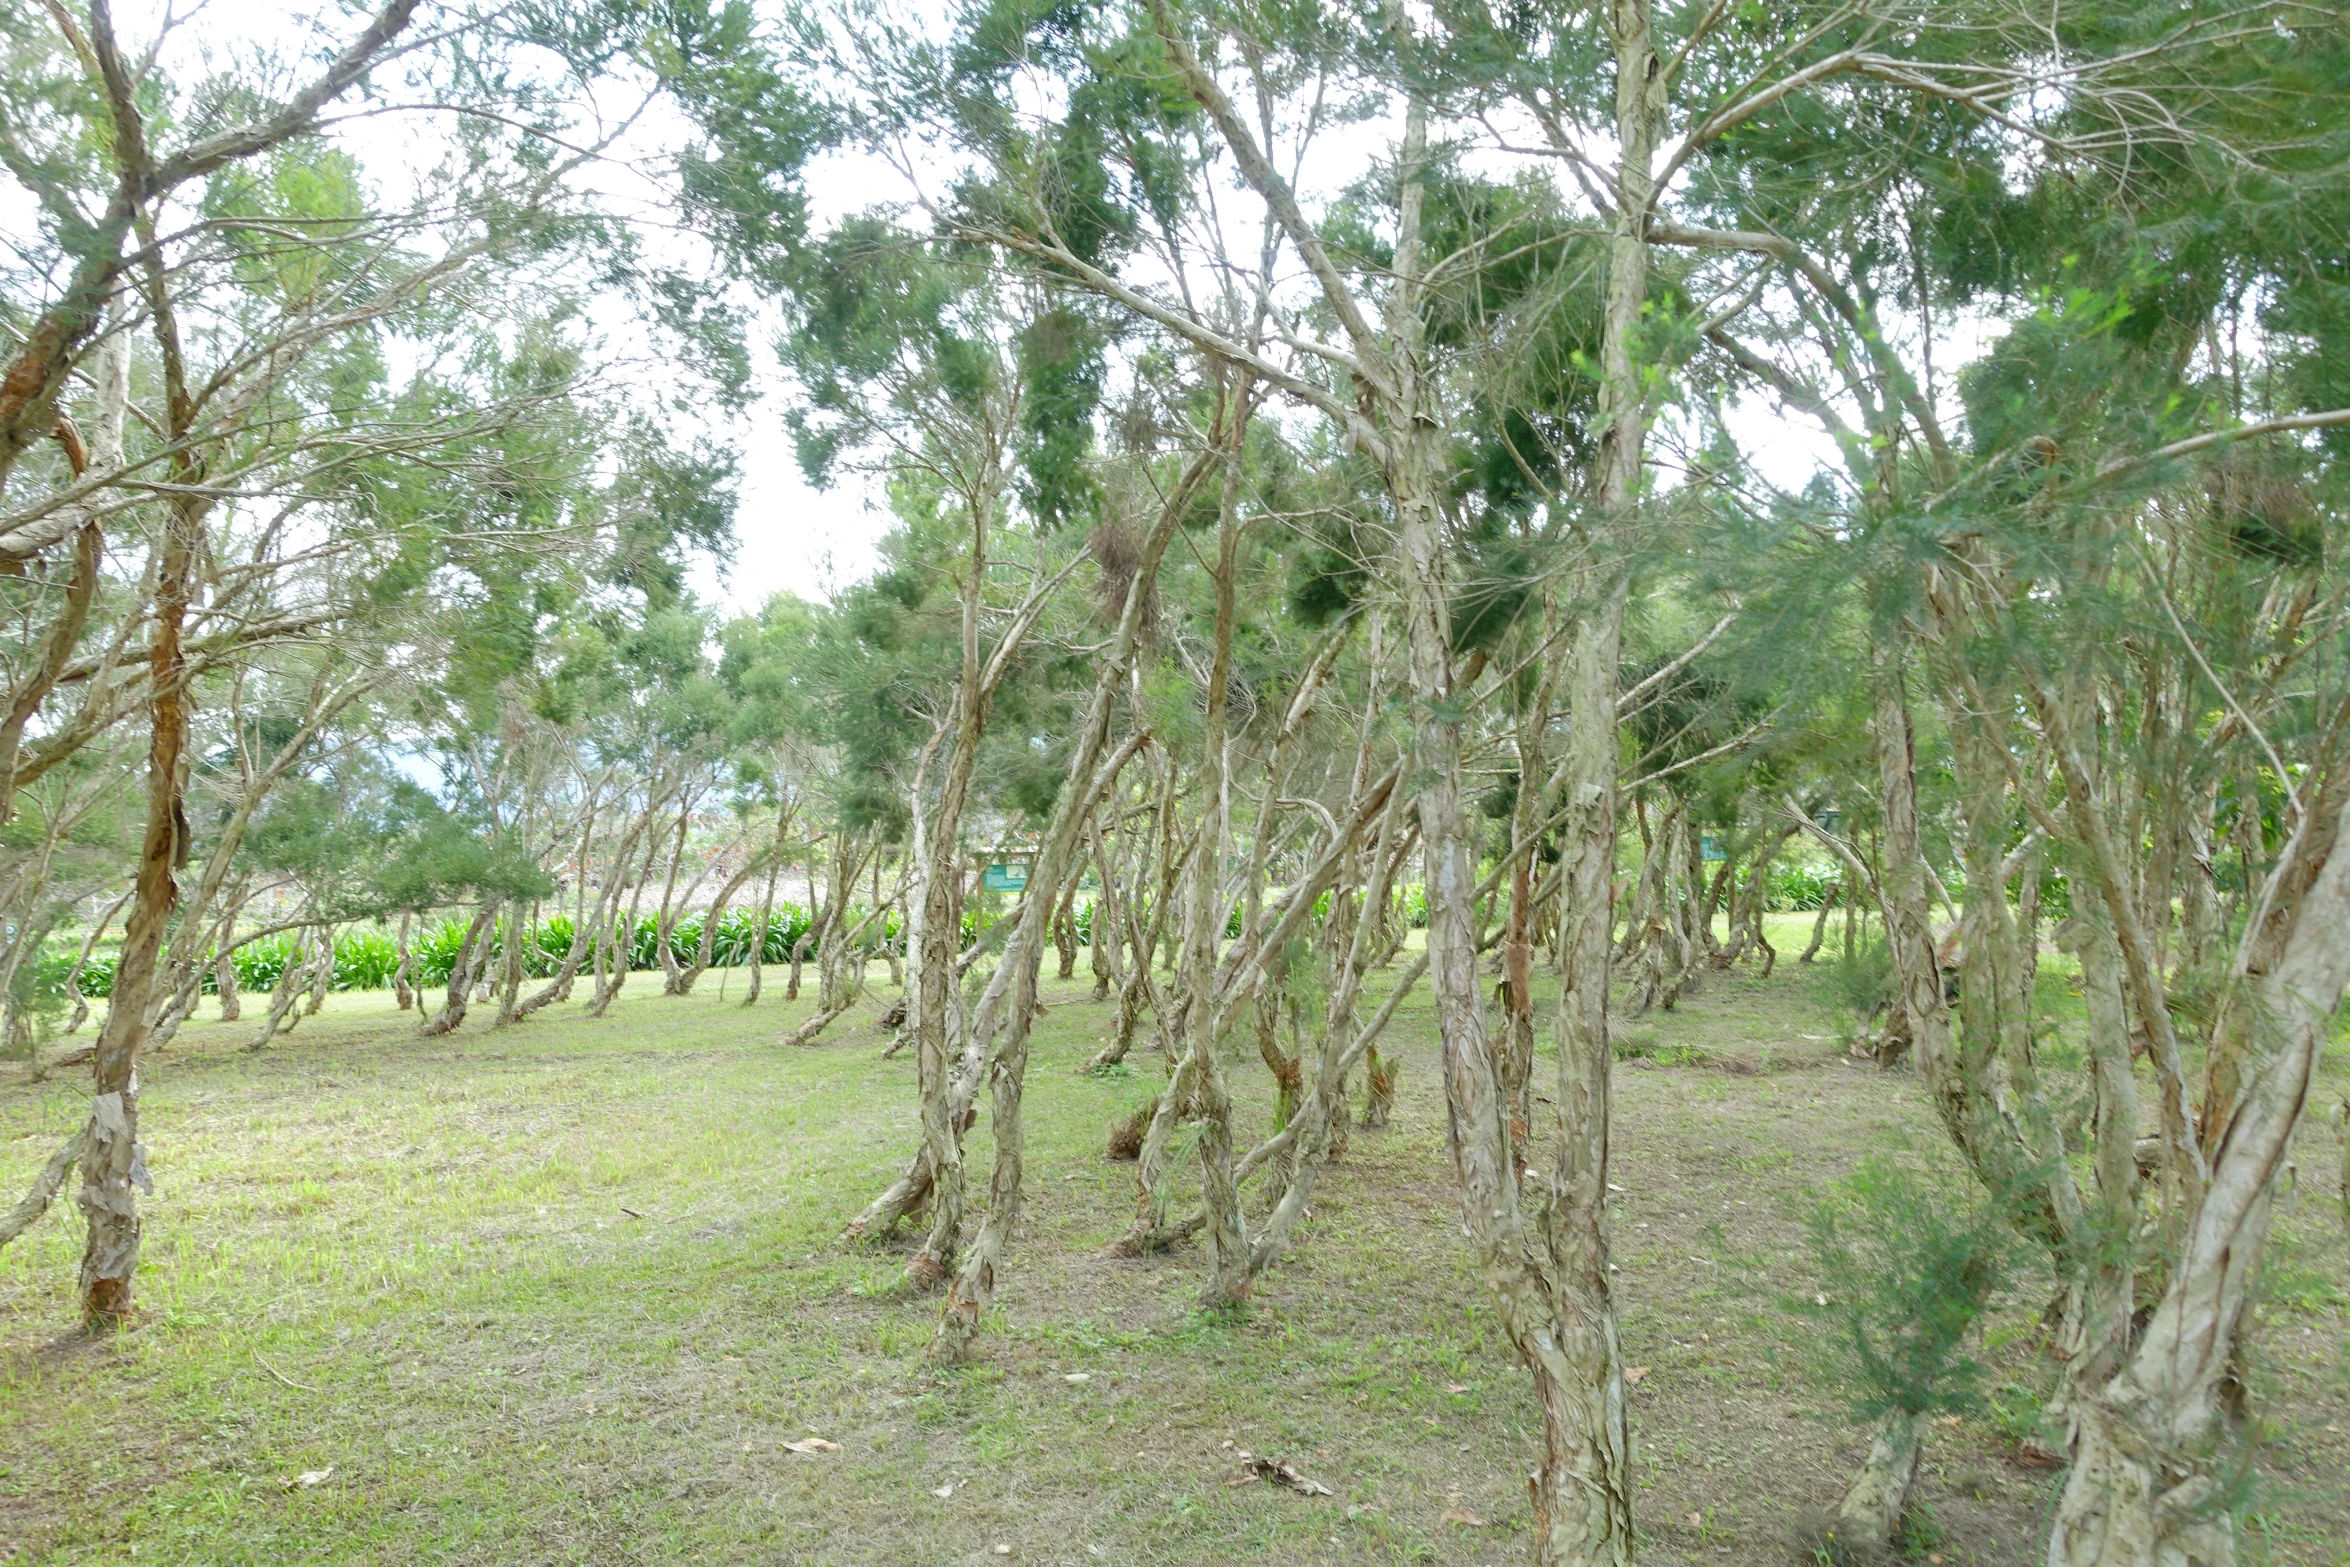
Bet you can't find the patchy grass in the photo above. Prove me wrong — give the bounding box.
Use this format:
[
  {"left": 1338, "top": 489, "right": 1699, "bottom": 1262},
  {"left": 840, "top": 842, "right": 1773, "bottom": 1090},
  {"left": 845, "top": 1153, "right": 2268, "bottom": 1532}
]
[{"left": 0, "top": 920, "right": 2344, "bottom": 1565}]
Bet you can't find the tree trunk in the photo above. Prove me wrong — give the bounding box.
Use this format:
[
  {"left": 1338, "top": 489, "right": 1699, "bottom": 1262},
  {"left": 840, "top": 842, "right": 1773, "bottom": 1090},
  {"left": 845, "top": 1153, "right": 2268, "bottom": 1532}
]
[
  {"left": 785, "top": 834, "right": 876, "bottom": 1046},
  {"left": 675, "top": 848, "right": 759, "bottom": 996},
  {"left": 651, "top": 800, "right": 693, "bottom": 994},
  {"left": 744, "top": 858, "right": 780, "bottom": 1007},
  {"left": 1087, "top": 818, "right": 1120, "bottom": 1001},
  {"left": 64, "top": 887, "right": 132, "bottom": 1034},
  {"left": 78, "top": 270, "right": 204, "bottom": 1323},
  {"left": 305, "top": 923, "right": 335, "bottom": 1015},
  {"left": 492, "top": 901, "right": 531, "bottom": 1026},
  {"left": 421, "top": 902, "right": 498, "bottom": 1038},
  {"left": 249, "top": 931, "right": 312, "bottom": 1048},
  {"left": 2048, "top": 784, "right": 2350, "bottom": 1567},
  {"left": 1830, "top": 1410, "right": 1924, "bottom": 1553},
  {"left": 392, "top": 910, "right": 414, "bottom": 1010},
  {"left": 212, "top": 945, "right": 241, "bottom": 1022},
  {"left": 882, "top": 524, "right": 998, "bottom": 1289},
  {"left": 590, "top": 814, "right": 664, "bottom": 1018}
]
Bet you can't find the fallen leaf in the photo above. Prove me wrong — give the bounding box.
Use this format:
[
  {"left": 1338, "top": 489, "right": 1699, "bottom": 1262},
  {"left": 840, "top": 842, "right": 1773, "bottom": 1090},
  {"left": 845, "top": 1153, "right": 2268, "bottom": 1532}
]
[
  {"left": 931, "top": 1483, "right": 954, "bottom": 1499},
  {"left": 1440, "top": 1509, "right": 1487, "bottom": 1527},
  {"left": 1814, "top": 1293, "right": 1829, "bottom": 1307},
  {"left": 1623, "top": 1366, "right": 1650, "bottom": 1386},
  {"left": 293, "top": 1468, "right": 334, "bottom": 1489},
  {"left": 1224, "top": 1472, "right": 1260, "bottom": 1488},
  {"left": 1685, "top": 1511, "right": 1703, "bottom": 1527},
  {"left": 782, "top": 1438, "right": 840, "bottom": 1455},
  {"left": 993, "top": 1546, "right": 1011, "bottom": 1556},
  {"left": 2013, "top": 1440, "right": 2065, "bottom": 1469},
  {"left": 1443, "top": 1383, "right": 1469, "bottom": 1395},
  {"left": 1063, "top": 1372, "right": 1091, "bottom": 1383}
]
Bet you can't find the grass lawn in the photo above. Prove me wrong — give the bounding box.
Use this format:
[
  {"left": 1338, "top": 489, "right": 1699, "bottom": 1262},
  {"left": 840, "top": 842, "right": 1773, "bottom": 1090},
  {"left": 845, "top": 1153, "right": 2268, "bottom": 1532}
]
[{"left": 2, "top": 921, "right": 2344, "bottom": 1565}]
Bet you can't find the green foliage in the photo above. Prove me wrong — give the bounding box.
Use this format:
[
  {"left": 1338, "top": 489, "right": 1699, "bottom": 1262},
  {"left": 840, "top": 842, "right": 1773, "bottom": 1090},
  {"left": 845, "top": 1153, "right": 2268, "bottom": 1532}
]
[
  {"left": 1811, "top": 938, "right": 1896, "bottom": 1033},
  {"left": 1798, "top": 1157, "right": 2019, "bottom": 1424},
  {"left": 411, "top": 919, "right": 473, "bottom": 987},
  {"left": 234, "top": 935, "right": 301, "bottom": 993},
  {"left": 334, "top": 931, "right": 404, "bottom": 991},
  {"left": 1766, "top": 862, "right": 1841, "bottom": 911}
]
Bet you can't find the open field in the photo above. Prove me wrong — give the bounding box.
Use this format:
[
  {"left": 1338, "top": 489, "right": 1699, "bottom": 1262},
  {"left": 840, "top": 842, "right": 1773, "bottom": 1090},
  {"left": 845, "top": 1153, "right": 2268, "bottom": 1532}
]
[{"left": 3, "top": 923, "right": 2345, "bottom": 1566}]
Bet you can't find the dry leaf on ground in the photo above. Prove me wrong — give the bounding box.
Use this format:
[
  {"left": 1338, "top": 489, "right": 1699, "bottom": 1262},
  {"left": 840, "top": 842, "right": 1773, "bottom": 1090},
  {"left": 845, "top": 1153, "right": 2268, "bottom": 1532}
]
[
  {"left": 1242, "top": 1455, "right": 1333, "bottom": 1496},
  {"left": 1623, "top": 1366, "right": 1650, "bottom": 1385},
  {"left": 1222, "top": 1447, "right": 1333, "bottom": 1496},
  {"left": 781, "top": 1437, "right": 840, "bottom": 1455},
  {"left": 1440, "top": 1509, "right": 1487, "bottom": 1526},
  {"left": 288, "top": 1468, "right": 334, "bottom": 1489}
]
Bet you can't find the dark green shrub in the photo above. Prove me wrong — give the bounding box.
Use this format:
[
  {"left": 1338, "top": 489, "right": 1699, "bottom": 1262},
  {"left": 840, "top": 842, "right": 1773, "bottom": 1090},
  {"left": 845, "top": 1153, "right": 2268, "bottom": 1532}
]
[{"left": 1797, "top": 1156, "right": 2019, "bottom": 1426}]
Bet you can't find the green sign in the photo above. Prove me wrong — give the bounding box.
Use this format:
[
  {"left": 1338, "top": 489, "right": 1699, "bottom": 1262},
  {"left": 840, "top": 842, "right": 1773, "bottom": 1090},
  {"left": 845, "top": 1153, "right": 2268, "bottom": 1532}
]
[
  {"left": 1699, "top": 834, "right": 1726, "bottom": 863},
  {"left": 982, "top": 862, "right": 1029, "bottom": 892}
]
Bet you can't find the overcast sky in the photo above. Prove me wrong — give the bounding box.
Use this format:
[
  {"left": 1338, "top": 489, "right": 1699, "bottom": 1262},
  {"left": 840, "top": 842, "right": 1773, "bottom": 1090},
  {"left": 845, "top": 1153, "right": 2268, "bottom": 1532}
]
[{"left": 36, "top": 0, "right": 1880, "bottom": 620}]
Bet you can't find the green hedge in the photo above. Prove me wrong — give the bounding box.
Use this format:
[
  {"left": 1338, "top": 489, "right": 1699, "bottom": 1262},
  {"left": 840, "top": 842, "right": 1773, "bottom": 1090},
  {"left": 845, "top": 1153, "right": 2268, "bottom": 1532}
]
[{"left": 41, "top": 902, "right": 853, "bottom": 1002}]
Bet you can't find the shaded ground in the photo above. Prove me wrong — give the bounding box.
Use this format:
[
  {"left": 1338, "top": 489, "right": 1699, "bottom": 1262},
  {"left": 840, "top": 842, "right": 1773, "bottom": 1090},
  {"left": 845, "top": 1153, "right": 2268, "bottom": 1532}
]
[{"left": 0, "top": 925, "right": 2343, "bottom": 1565}]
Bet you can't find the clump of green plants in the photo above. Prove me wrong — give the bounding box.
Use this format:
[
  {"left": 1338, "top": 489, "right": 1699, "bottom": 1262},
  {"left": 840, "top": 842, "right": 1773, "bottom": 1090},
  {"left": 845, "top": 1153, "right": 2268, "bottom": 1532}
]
[
  {"left": 1809, "top": 936, "right": 1897, "bottom": 1055},
  {"left": 1805, "top": 1154, "right": 2016, "bottom": 1424},
  {"left": 1793, "top": 1154, "right": 2020, "bottom": 1562}
]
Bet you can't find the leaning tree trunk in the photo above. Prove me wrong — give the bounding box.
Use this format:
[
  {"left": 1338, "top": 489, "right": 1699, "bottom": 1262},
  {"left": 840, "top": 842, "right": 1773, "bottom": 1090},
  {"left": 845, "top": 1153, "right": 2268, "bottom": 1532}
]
[
  {"left": 784, "top": 835, "right": 876, "bottom": 1046},
  {"left": 2048, "top": 781, "right": 2350, "bottom": 1567},
  {"left": 249, "top": 930, "right": 314, "bottom": 1048},
  {"left": 421, "top": 902, "right": 499, "bottom": 1038},
  {"left": 673, "top": 828, "right": 756, "bottom": 996},
  {"left": 589, "top": 819, "right": 664, "bottom": 1018},
  {"left": 518, "top": 821, "right": 640, "bottom": 1021},
  {"left": 64, "top": 887, "right": 132, "bottom": 1034},
  {"left": 933, "top": 726, "right": 1154, "bottom": 1355}
]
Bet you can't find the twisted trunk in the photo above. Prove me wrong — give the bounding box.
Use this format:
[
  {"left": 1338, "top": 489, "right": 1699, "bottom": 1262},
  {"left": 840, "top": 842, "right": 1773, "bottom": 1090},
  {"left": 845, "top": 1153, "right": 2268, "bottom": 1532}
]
[
  {"left": 2048, "top": 782, "right": 2350, "bottom": 1567},
  {"left": 420, "top": 902, "right": 498, "bottom": 1038}
]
